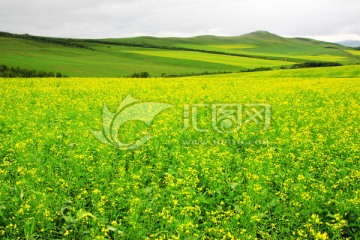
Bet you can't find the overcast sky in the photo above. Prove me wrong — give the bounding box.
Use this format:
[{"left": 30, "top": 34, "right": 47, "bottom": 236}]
[{"left": 0, "top": 0, "right": 359, "bottom": 42}]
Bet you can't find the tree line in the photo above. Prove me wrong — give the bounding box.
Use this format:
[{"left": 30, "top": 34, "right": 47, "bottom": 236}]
[
  {"left": 0, "top": 32, "right": 91, "bottom": 50},
  {"left": 0, "top": 65, "right": 67, "bottom": 78},
  {"left": 279, "top": 62, "right": 342, "bottom": 70}
]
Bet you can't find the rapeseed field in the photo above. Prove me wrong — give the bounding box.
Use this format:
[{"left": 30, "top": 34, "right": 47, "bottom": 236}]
[{"left": 0, "top": 76, "right": 359, "bottom": 239}]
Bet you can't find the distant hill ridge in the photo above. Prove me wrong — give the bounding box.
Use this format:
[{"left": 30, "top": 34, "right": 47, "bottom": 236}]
[
  {"left": 0, "top": 30, "right": 343, "bottom": 47},
  {"left": 337, "top": 40, "right": 360, "bottom": 48},
  {"left": 0, "top": 30, "right": 359, "bottom": 77}
]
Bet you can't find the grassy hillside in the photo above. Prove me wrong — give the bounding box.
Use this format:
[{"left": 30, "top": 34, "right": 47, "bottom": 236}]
[
  {"left": 0, "top": 37, "right": 243, "bottom": 77},
  {"left": 105, "top": 31, "right": 360, "bottom": 63},
  {"left": 203, "top": 65, "right": 360, "bottom": 79},
  {"left": 1, "top": 31, "right": 359, "bottom": 77}
]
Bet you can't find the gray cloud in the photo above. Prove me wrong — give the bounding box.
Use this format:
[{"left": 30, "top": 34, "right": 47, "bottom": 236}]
[{"left": 0, "top": 0, "right": 359, "bottom": 41}]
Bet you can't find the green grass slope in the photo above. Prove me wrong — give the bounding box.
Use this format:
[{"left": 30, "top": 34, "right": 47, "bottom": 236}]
[
  {"left": 198, "top": 65, "right": 360, "bottom": 79},
  {"left": 105, "top": 31, "right": 360, "bottom": 64},
  {"left": 0, "top": 37, "right": 246, "bottom": 77},
  {"left": 0, "top": 33, "right": 295, "bottom": 77},
  {"left": 1, "top": 31, "right": 359, "bottom": 77}
]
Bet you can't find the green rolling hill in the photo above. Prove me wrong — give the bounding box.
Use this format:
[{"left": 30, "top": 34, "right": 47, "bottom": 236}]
[
  {"left": 0, "top": 31, "right": 359, "bottom": 77},
  {"left": 103, "top": 31, "right": 360, "bottom": 63},
  {"left": 197, "top": 65, "right": 360, "bottom": 79}
]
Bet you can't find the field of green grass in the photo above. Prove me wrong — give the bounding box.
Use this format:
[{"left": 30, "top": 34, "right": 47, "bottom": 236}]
[
  {"left": 109, "top": 31, "right": 360, "bottom": 64},
  {"left": 125, "top": 50, "right": 294, "bottom": 68},
  {"left": 1, "top": 31, "right": 360, "bottom": 77},
  {"left": 0, "top": 37, "right": 242, "bottom": 77},
  {"left": 208, "top": 65, "right": 360, "bottom": 79},
  {"left": 347, "top": 50, "right": 360, "bottom": 56}
]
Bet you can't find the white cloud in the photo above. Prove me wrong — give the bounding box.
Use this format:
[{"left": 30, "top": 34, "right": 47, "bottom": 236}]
[{"left": 0, "top": 0, "right": 359, "bottom": 41}]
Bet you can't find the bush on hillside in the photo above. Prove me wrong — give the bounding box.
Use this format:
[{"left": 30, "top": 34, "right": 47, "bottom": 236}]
[
  {"left": 131, "top": 72, "right": 150, "bottom": 78},
  {"left": 0, "top": 64, "right": 67, "bottom": 78},
  {"left": 290, "top": 62, "right": 342, "bottom": 69}
]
